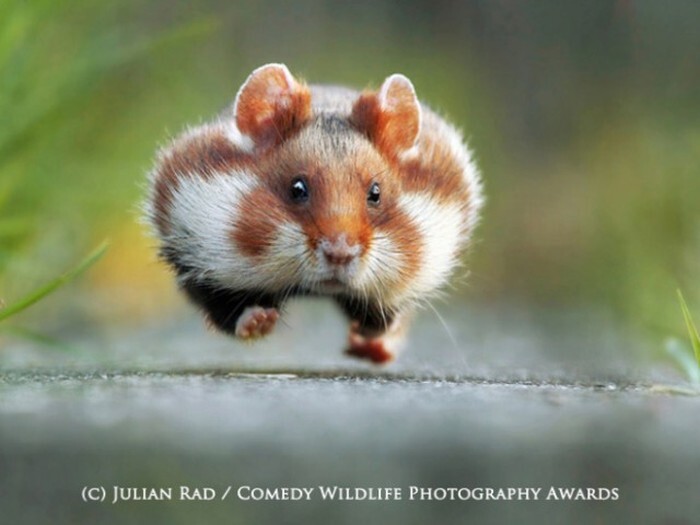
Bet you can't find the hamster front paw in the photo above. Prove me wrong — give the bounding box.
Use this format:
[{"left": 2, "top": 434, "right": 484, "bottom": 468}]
[{"left": 234, "top": 306, "right": 280, "bottom": 339}]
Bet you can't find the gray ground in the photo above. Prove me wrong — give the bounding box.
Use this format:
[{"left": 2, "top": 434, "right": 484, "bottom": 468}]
[{"left": 1, "top": 299, "right": 698, "bottom": 524}]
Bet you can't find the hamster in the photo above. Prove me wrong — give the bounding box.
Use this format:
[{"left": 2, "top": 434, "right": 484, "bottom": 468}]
[{"left": 145, "top": 63, "right": 483, "bottom": 364}]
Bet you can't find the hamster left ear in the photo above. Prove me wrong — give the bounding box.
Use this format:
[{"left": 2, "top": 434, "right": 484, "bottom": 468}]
[
  {"left": 351, "top": 74, "right": 421, "bottom": 159},
  {"left": 233, "top": 63, "right": 312, "bottom": 149}
]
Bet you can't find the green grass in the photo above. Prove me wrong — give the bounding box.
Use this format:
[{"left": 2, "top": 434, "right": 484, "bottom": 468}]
[
  {"left": 664, "top": 290, "right": 700, "bottom": 387},
  {"left": 0, "top": 241, "right": 108, "bottom": 323},
  {"left": 0, "top": 241, "right": 108, "bottom": 352},
  {"left": 676, "top": 290, "right": 700, "bottom": 382}
]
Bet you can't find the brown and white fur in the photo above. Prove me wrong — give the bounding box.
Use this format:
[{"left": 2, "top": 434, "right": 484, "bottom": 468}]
[{"left": 145, "top": 63, "right": 483, "bottom": 364}]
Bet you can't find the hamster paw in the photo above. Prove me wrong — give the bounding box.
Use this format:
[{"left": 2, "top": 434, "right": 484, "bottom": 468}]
[
  {"left": 345, "top": 330, "right": 395, "bottom": 364},
  {"left": 234, "top": 306, "right": 279, "bottom": 339}
]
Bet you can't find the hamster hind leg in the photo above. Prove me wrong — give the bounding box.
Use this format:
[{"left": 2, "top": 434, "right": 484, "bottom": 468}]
[{"left": 336, "top": 296, "right": 409, "bottom": 364}]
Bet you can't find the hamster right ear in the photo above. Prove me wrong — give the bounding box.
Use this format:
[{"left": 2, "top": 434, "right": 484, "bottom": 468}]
[
  {"left": 233, "top": 63, "right": 312, "bottom": 150},
  {"left": 350, "top": 74, "right": 421, "bottom": 160}
]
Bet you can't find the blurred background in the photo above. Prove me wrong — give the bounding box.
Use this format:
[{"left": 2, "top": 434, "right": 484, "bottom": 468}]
[
  {"left": 1, "top": 0, "right": 699, "bottom": 367},
  {"left": 3, "top": 3, "right": 700, "bottom": 524}
]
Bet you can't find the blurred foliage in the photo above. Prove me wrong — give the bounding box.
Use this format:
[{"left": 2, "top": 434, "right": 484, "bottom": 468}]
[
  {"left": 0, "top": 0, "right": 698, "bottom": 357},
  {"left": 0, "top": 0, "right": 211, "bottom": 329}
]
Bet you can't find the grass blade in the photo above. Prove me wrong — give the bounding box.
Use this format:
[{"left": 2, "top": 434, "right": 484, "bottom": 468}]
[
  {"left": 0, "top": 241, "right": 108, "bottom": 322},
  {"left": 665, "top": 337, "right": 700, "bottom": 386},
  {"left": 677, "top": 289, "right": 700, "bottom": 366}
]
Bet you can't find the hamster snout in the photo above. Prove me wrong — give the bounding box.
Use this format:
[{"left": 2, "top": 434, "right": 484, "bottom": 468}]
[{"left": 319, "top": 234, "right": 361, "bottom": 268}]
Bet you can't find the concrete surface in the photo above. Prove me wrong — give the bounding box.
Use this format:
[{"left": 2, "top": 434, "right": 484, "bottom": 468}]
[{"left": 1, "top": 300, "right": 698, "bottom": 524}]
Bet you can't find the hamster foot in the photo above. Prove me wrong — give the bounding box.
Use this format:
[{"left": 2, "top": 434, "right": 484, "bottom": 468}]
[
  {"left": 346, "top": 329, "right": 395, "bottom": 364},
  {"left": 234, "top": 306, "right": 280, "bottom": 339}
]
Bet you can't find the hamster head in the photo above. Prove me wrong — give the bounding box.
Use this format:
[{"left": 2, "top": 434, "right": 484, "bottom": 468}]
[{"left": 228, "top": 65, "right": 422, "bottom": 301}]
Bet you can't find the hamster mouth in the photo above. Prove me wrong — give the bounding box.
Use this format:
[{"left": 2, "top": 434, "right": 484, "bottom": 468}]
[
  {"left": 315, "top": 264, "right": 358, "bottom": 293},
  {"left": 318, "top": 277, "right": 348, "bottom": 293}
]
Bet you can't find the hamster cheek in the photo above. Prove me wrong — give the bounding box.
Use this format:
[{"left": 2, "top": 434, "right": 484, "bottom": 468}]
[
  {"left": 230, "top": 188, "right": 310, "bottom": 286},
  {"left": 362, "top": 232, "right": 402, "bottom": 288},
  {"left": 265, "top": 221, "right": 312, "bottom": 280},
  {"left": 230, "top": 188, "right": 283, "bottom": 259},
  {"left": 361, "top": 217, "right": 422, "bottom": 301}
]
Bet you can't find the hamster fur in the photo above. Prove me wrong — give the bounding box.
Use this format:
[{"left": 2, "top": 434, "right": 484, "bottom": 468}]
[{"left": 145, "top": 63, "right": 483, "bottom": 364}]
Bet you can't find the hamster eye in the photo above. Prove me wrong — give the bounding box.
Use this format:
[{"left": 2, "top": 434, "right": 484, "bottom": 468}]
[
  {"left": 290, "top": 177, "right": 309, "bottom": 203},
  {"left": 367, "top": 182, "right": 381, "bottom": 206}
]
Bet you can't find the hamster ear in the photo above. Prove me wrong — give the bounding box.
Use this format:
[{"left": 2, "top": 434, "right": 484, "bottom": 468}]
[
  {"left": 351, "top": 74, "right": 421, "bottom": 159},
  {"left": 233, "top": 63, "right": 312, "bottom": 149}
]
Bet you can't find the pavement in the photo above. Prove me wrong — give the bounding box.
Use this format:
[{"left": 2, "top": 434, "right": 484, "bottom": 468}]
[{"left": 1, "top": 299, "right": 698, "bottom": 524}]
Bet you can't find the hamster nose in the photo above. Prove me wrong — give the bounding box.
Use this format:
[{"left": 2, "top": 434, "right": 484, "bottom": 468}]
[
  {"left": 321, "top": 237, "right": 359, "bottom": 267},
  {"left": 324, "top": 247, "right": 354, "bottom": 266}
]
